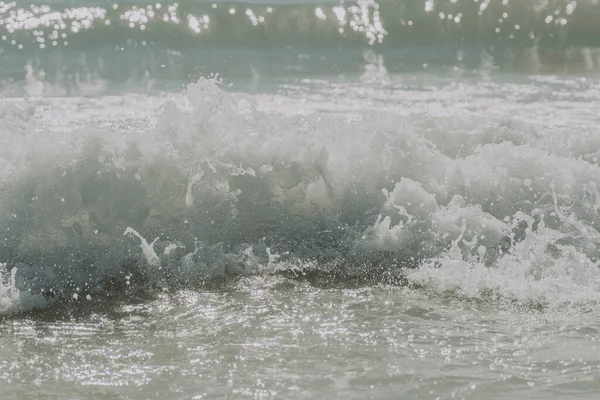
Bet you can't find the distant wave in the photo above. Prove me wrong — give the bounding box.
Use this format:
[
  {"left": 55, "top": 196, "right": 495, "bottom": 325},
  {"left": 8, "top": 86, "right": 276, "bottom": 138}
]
[
  {"left": 1, "top": 0, "right": 596, "bottom": 49},
  {"left": 2, "top": 77, "right": 600, "bottom": 313},
  {"left": 1, "top": 0, "right": 600, "bottom": 94}
]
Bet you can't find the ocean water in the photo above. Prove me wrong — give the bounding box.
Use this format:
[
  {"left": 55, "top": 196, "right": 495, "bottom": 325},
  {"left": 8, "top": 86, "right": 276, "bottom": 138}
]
[{"left": 2, "top": 0, "right": 600, "bottom": 399}]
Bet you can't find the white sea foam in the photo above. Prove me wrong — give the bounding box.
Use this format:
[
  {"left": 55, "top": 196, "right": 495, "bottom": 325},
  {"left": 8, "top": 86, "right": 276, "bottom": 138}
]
[{"left": 1, "top": 77, "right": 600, "bottom": 313}]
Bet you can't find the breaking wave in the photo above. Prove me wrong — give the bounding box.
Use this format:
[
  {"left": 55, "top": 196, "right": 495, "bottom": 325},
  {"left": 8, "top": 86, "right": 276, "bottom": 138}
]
[{"left": 2, "top": 77, "right": 600, "bottom": 313}]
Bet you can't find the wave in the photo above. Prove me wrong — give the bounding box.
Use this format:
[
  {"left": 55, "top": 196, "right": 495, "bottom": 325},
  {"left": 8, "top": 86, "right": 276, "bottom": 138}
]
[
  {"left": 1, "top": 0, "right": 596, "bottom": 48},
  {"left": 1, "top": 0, "right": 600, "bottom": 95},
  {"left": 1, "top": 77, "right": 600, "bottom": 313}
]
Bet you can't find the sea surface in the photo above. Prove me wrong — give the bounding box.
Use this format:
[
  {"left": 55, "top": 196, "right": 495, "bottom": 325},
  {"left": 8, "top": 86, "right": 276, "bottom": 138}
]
[{"left": 2, "top": 0, "right": 600, "bottom": 399}]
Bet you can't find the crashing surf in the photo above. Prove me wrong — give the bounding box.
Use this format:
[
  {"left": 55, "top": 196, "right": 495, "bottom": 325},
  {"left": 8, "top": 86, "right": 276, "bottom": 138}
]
[{"left": 1, "top": 77, "right": 600, "bottom": 313}]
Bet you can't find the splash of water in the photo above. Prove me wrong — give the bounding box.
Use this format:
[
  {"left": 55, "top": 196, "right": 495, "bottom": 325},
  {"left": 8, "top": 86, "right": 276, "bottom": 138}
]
[
  {"left": 0, "top": 263, "right": 19, "bottom": 313},
  {"left": 1, "top": 77, "right": 600, "bottom": 313}
]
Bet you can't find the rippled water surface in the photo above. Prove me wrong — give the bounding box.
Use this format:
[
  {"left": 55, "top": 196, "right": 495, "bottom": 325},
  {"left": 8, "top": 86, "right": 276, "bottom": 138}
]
[{"left": 3, "top": 279, "right": 600, "bottom": 399}]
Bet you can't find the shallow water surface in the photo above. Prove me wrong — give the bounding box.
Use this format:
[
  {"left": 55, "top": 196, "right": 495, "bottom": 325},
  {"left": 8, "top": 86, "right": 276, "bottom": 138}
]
[{"left": 3, "top": 277, "right": 600, "bottom": 399}]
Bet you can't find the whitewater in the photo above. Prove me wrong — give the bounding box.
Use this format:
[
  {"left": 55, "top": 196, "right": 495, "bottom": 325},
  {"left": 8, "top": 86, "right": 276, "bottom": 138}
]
[{"left": 2, "top": 0, "right": 600, "bottom": 399}]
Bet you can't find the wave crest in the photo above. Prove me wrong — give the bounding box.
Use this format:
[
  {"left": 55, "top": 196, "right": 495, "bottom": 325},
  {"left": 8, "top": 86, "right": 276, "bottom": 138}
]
[{"left": 1, "top": 77, "right": 600, "bottom": 312}]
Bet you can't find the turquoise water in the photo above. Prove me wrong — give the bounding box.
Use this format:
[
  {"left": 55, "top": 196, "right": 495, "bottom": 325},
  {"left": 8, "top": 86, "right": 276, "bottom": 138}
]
[
  {"left": 2, "top": 0, "right": 600, "bottom": 94},
  {"left": 2, "top": 1, "right": 600, "bottom": 399}
]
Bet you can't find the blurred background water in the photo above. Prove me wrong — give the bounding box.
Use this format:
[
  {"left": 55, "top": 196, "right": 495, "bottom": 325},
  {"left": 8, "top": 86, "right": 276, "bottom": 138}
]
[{"left": 1, "top": 0, "right": 600, "bottom": 95}]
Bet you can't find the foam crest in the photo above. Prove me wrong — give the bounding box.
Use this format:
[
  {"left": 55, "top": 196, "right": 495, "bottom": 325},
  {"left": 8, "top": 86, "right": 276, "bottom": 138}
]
[
  {"left": 410, "top": 221, "right": 600, "bottom": 308},
  {"left": 1, "top": 77, "right": 600, "bottom": 313},
  {"left": 0, "top": 264, "right": 19, "bottom": 313}
]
